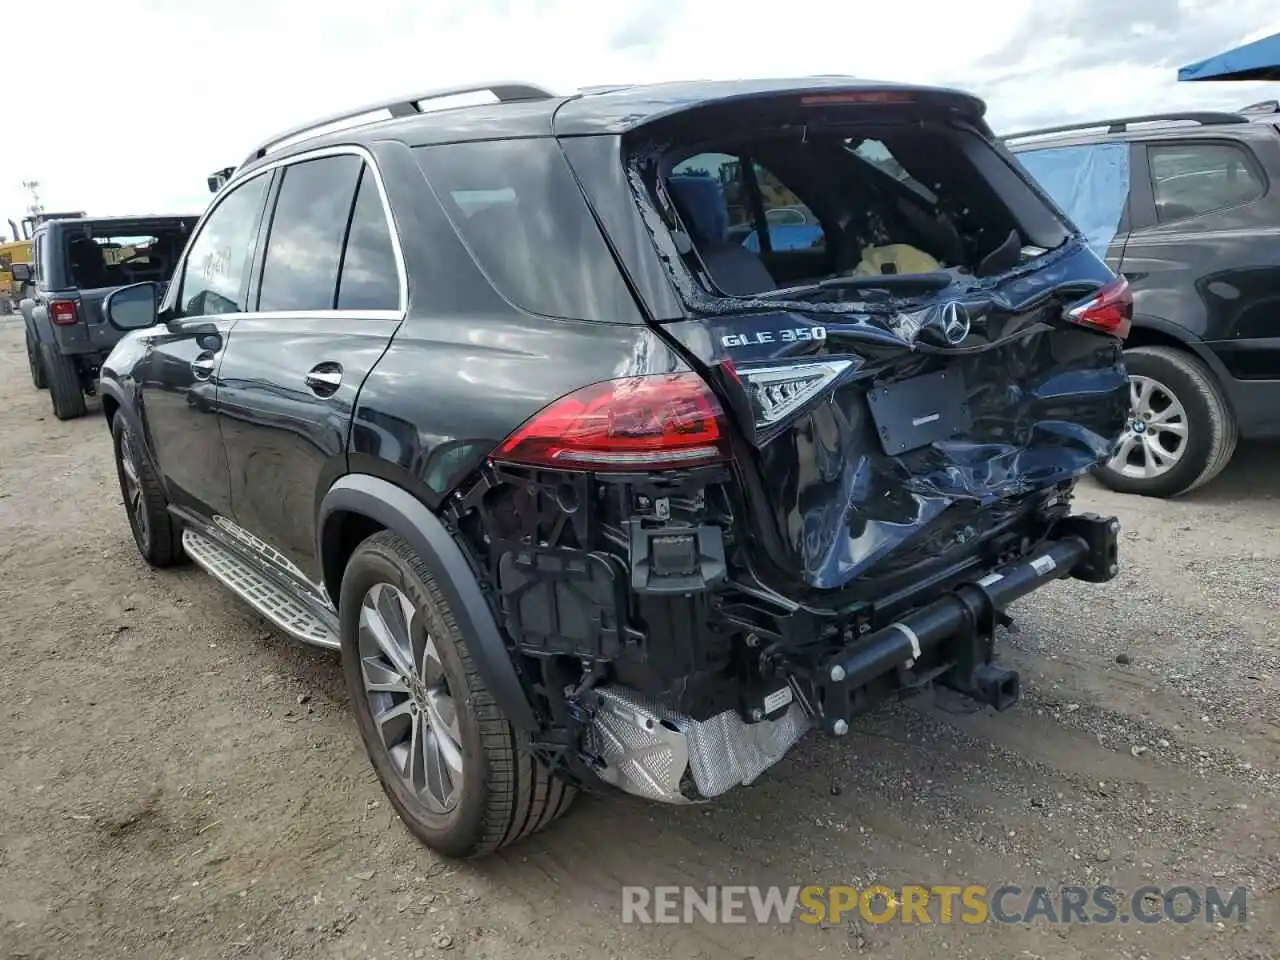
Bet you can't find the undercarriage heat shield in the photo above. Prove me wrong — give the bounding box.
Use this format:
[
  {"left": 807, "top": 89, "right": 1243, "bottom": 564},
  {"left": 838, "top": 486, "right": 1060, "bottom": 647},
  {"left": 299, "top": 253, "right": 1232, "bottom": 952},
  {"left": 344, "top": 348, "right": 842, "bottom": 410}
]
[{"left": 582, "top": 685, "right": 811, "bottom": 803}]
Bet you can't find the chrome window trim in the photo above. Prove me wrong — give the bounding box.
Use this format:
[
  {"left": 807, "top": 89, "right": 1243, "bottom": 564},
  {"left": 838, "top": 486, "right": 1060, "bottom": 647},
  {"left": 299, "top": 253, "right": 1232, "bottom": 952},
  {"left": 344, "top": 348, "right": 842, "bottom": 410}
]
[{"left": 172, "top": 144, "right": 409, "bottom": 319}]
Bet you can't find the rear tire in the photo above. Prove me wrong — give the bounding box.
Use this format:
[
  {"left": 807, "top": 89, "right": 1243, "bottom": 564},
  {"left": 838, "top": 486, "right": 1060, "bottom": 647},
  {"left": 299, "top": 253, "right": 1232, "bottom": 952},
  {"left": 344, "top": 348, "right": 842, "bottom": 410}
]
[
  {"left": 1093, "top": 345, "right": 1238, "bottom": 498},
  {"left": 26, "top": 327, "right": 46, "bottom": 390},
  {"left": 339, "top": 530, "right": 575, "bottom": 859},
  {"left": 41, "top": 343, "right": 87, "bottom": 420},
  {"left": 111, "top": 414, "right": 183, "bottom": 567}
]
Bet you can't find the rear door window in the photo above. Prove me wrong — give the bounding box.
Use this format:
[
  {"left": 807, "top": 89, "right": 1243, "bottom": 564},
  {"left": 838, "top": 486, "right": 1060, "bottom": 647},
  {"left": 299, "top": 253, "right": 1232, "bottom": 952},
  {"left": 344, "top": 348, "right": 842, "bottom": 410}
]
[
  {"left": 1013, "top": 142, "right": 1131, "bottom": 257},
  {"left": 257, "top": 154, "right": 363, "bottom": 312},
  {"left": 414, "top": 138, "right": 640, "bottom": 322},
  {"left": 1146, "top": 142, "right": 1264, "bottom": 221}
]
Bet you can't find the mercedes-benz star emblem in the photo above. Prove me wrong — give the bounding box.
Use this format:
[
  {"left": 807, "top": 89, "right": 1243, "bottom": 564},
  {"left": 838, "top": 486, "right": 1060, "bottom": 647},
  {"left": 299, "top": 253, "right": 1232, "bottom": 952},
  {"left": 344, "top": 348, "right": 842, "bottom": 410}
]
[{"left": 939, "top": 301, "right": 970, "bottom": 345}]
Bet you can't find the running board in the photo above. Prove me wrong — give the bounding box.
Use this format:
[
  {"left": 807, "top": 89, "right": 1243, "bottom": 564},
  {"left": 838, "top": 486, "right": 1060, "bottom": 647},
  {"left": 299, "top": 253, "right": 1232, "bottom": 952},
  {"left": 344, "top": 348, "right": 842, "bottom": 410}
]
[{"left": 182, "top": 528, "right": 340, "bottom": 650}]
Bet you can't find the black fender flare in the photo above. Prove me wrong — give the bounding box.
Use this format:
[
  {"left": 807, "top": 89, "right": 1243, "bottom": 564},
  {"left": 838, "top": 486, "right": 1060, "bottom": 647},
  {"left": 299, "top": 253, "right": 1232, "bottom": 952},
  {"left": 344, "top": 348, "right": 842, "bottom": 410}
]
[
  {"left": 96, "top": 378, "right": 165, "bottom": 477},
  {"left": 317, "top": 474, "right": 538, "bottom": 732},
  {"left": 1129, "top": 313, "right": 1238, "bottom": 414},
  {"left": 21, "top": 301, "right": 52, "bottom": 346}
]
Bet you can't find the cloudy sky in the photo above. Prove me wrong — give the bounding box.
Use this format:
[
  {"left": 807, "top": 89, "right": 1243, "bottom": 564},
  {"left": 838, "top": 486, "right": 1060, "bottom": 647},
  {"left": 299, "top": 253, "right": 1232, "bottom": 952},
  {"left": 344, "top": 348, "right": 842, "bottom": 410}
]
[{"left": 4, "top": 0, "right": 1279, "bottom": 232}]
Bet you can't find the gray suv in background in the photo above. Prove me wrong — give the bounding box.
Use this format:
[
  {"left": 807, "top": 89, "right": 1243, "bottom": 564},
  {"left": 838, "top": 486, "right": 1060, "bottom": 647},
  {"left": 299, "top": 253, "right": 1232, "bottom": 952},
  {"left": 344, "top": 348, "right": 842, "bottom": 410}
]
[{"left": 21, "top": 214, "right": 197, "bottom": 419}]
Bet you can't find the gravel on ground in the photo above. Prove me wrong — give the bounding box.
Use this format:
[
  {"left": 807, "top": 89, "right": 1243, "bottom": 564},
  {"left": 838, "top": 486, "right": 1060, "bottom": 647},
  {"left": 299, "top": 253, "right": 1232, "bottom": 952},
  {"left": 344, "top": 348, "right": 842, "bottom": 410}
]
[{"left": 1, "top": 318, "right": 1277, "bottom": 959}]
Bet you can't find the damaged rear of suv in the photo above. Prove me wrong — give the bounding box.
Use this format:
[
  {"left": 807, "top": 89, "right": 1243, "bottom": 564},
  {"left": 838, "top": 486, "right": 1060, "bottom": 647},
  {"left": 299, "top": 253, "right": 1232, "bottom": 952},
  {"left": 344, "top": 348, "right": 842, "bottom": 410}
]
[
  {"left": 100, "top": 77, "right": 1129, "bottom": 859},
  {"left": 488, "top": 80, "right": 1131, "bottom": 809}
]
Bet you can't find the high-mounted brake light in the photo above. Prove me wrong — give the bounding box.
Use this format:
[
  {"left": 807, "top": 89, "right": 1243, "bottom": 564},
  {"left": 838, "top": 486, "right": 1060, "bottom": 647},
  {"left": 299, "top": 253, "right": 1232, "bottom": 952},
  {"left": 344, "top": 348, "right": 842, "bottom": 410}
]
[
  {"left": 493, "top": 373, "right": 731, "bottom": 471},
  {"left": 799, "top": 91, "right": 916, "bottom": 106},
  {"left": 49, "top": 300, "right": 79, "bottom": 326},
  {"left": 1066, "top": 277, "right": 1132, "bottom": 339}
]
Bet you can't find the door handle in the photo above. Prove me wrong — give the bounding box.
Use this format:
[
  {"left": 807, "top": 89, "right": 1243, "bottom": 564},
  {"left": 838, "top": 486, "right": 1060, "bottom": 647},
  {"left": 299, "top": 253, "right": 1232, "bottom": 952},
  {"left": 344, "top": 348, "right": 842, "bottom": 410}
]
[
  {"left": 305, "top": 363, "right": 343, "bottom": 396},
  {"left": 191, "top": 351, "right": 216, "bottom": 381}
]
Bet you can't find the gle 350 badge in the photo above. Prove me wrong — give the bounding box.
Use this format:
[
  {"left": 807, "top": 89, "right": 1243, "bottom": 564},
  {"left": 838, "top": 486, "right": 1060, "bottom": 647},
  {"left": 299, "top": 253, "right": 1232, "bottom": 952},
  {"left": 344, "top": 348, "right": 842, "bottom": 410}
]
[{"left": 722, "top": 326, "right": 828, "bottom": 348}]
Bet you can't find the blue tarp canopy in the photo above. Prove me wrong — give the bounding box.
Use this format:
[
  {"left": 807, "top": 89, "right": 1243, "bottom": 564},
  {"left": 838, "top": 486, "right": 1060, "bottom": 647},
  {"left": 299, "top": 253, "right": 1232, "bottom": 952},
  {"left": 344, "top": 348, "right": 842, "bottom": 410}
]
[{"left": 1179, "top": 31, "right": 1280, "bottom": 82}]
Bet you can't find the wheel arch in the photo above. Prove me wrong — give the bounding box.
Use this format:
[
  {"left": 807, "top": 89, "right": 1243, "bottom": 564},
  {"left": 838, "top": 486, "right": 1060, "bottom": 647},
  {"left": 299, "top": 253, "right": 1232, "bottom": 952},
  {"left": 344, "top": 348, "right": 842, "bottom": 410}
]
[
  {"left": 98, "top": 380, "right": 166, "bottom": 476},
  {"left": 317, "top": 474, "right": 539, "bottom": 732},
  {"left": 22, "top": 306, "right": 51, "bottom": 346},
  {"left": 1126, "top": 315, "right": 1241, "bottom": 422}
]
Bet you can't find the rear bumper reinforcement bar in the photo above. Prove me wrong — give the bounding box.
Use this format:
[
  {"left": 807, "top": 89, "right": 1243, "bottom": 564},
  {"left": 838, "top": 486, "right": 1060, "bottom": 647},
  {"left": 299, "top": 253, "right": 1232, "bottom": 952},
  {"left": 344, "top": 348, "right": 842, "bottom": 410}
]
[{"left": 818, "top": 513, "right": 1120, "bottom": 732}]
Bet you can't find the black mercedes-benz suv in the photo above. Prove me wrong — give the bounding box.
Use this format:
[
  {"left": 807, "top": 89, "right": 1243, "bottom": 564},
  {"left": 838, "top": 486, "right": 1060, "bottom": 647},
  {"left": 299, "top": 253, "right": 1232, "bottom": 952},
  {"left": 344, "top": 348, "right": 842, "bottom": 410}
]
[{"left": 98, "top": 77, "right": 1127, "bottom": 859}]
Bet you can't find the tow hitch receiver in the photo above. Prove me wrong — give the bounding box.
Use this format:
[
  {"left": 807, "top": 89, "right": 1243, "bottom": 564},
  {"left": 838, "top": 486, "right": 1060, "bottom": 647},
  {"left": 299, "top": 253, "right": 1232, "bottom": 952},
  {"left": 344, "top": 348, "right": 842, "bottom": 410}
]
[{"left": 819, "top": 514, "right": 1120, "bottom": 733}]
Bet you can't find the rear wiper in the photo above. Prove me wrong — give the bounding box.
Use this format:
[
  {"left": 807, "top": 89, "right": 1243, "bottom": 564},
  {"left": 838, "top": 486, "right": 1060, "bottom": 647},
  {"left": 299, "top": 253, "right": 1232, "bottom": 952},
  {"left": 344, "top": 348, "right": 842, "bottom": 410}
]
[{"left": 756, "top": 271, "right": 956, "bottom": 301}]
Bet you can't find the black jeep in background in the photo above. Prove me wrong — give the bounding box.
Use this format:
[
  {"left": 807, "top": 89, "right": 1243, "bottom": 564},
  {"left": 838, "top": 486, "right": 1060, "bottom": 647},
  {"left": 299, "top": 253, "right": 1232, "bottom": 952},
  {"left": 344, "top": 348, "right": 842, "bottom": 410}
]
[
  {"left": 21, "top": 215, "right": 197, "bottom": 419},
  {"left": 1006, "top": 103, "right": 1280, "bottom": 498}
]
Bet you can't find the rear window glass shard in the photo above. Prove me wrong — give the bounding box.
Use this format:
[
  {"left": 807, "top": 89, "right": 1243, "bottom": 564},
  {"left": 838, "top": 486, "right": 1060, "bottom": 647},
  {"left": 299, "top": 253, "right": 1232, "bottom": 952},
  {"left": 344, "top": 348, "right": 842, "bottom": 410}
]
[{"left": 413, "top": 138, "right": 642, "bottom": 323}]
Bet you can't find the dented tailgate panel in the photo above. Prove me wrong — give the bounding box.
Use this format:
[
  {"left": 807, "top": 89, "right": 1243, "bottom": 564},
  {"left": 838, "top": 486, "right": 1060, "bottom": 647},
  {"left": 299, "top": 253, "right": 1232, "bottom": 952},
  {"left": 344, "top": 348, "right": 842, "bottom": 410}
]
[{"left": 655, "top": 257, "right": 1129, "bottom": 591}]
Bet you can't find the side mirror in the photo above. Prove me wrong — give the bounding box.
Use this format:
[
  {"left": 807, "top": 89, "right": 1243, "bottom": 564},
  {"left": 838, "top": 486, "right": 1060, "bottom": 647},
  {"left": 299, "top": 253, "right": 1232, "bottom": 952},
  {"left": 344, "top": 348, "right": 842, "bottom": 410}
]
[
  {"left": 9, "top": 262, "right": 31, "bottom": 282},
  {"left": 207, "top": 166, "right": 235, "bottom": 194},
  {"left": 104, "top": 282, "right": 159, "bottom": 331}
]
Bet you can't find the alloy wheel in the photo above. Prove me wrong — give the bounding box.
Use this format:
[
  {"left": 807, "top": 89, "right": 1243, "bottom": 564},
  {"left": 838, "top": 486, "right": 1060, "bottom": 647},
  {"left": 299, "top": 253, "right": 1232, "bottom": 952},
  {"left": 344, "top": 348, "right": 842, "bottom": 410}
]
[
  {"left": 358, "top": 582, "right": 463, "bottom": 813},
  {"left": 1106, "top": 374, "right": 1189, "bottom": 480},
  {"left": 118, "top": 431, "right": 150, "bottom": 548}
]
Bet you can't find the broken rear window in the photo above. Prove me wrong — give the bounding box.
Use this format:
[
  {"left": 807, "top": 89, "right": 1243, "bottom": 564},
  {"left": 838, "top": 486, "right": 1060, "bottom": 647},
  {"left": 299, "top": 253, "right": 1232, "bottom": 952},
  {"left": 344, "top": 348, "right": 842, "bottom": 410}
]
[{"left": 637, "top": 113, "right": 1072, "bottom": 304}]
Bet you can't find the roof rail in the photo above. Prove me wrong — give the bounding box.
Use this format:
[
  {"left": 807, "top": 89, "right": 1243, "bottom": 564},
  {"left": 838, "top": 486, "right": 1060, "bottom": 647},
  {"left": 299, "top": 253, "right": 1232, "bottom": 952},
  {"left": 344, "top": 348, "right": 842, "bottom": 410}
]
[
  {"left": 578, "top": 83, "right": 635, "bottom": 95},
  {"left": 1003, "top": 111, "right": 1250, "bottom": 143},
  {"left": 239, "top": 81, "right": 557, "bottom": 168},
  {"left": 1240, "top": 99, "right": 1280, "bottom": 114}
]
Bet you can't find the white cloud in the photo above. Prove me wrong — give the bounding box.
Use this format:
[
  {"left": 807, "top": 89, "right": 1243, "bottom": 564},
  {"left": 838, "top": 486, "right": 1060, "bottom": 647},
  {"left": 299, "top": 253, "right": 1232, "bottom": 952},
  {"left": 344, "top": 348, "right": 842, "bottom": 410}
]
[{"left": 3, "top": 0, "right": 1278, "bottom": 232}]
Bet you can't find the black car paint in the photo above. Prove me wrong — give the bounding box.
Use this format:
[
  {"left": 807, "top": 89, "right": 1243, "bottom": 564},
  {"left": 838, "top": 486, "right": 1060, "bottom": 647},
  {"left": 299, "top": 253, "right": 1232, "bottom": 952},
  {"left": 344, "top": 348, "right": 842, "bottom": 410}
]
[
  {"left": 135, "top": 317, "right": 237, "bottom": 521},
  {"left": 348, "top": 317, "right": 689, "bottom": 511},
  {"left": 216, "top": 312, "right": 401, "bottom": 588},
  {"left": 98, "top": 78, "right": 1128, "bottom": 740}
]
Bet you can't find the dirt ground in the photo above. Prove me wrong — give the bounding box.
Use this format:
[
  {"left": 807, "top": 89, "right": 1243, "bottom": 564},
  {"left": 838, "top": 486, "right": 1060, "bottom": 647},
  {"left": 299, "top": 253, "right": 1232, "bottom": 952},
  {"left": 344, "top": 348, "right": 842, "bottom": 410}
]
[{"left": 1, "top": 317, "right": 1278, "bottom": 960}]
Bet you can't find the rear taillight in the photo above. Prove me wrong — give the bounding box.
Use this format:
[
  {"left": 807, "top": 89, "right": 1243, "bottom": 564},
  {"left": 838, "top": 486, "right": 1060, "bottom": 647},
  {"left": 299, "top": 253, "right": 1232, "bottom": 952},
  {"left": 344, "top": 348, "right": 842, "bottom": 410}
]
[
  {"left": 1066, "top": 277, "right": 1132, "bottom": 339},
  {"left": 493, "top": 373, "right": 731, "bottom": 471},
  {"left": 49, "top": 300, "right": 79, "bottom": 325}
]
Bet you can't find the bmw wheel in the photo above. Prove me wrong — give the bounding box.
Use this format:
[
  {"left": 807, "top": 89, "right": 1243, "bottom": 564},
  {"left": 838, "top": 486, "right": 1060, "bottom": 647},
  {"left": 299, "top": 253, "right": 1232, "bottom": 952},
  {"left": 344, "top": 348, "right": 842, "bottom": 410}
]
[{"left": 1094, "top": 345, "right": 1238, "bottom": 498}]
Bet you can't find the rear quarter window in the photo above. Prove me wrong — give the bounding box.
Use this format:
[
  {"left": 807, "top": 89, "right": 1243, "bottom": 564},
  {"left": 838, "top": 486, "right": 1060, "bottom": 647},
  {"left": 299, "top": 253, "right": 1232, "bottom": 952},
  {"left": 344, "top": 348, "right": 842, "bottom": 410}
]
[
  {"left": 1014, "top": 142, "right": 1131, "bottom": 256},
  {"left": 413, "top": 139, "right": 642, "bottom": 323}
]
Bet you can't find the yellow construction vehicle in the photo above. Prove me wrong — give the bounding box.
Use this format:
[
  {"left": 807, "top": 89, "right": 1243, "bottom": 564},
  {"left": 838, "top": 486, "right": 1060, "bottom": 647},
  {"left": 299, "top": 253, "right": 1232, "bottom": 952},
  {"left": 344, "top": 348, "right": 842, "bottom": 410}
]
[
  {"left": 2, "top": 211, "right": 86, "bottom": 313},
  {"left": 0, "top": 236, "right": 34, "bottom": 315}
]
